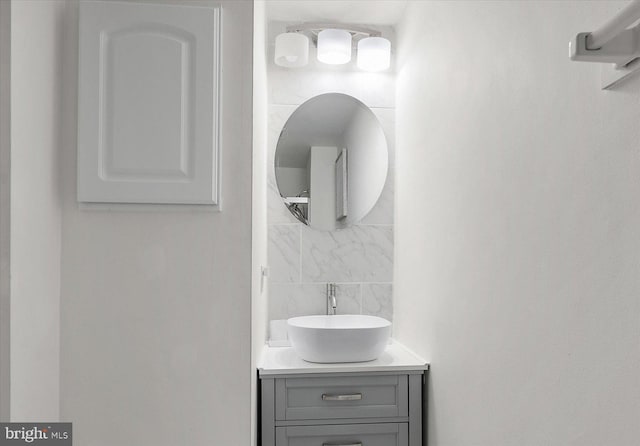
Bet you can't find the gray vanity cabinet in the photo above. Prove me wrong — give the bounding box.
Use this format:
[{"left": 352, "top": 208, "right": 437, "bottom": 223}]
[{"left": 260, "top": 371, "right": 425, "bottom": 446}]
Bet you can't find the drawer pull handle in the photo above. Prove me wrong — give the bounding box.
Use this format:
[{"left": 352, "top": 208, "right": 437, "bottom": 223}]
[
  {"left": 321, "top": 393, "right": 362, "bottom": 401},
  {"left": 322, "top": 443, "right": 362, "bottom": 446}
]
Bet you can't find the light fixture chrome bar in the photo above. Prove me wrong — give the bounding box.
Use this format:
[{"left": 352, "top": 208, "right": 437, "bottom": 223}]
[
  {"left": 587, "top": 0, "right": 640, "bottom": 49},
  {"left": 285, "top": 22, "right": 381, "bottom": 39}
]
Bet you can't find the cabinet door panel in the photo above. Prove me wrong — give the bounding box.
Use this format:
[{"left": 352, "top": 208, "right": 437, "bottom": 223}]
[
  {"left": 276, "top": 423, "right": 408, "bottom": 446},
  {"left": 275, "top": 374, "right": 408, "bottom": 421},
  {"left": 78, "top": 1, "right": 220, "bottom": 204}
]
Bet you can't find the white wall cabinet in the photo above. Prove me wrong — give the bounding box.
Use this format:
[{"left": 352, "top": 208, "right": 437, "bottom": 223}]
[{"left": 77, "top": 1, "right": 221, "bottom": 205}]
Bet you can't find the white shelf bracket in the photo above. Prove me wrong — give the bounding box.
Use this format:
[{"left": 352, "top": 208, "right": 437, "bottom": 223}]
[{"left": 569, "top": 0, "right": 640, "bottom": 89}]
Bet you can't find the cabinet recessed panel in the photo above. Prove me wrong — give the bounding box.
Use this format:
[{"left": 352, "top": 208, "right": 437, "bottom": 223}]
[
  {"left": 103, "top": 27, "right": 193, "bottom": 181},
  {"left": 276, "top": 374, "right": 408, "bottom": 421},
  {"left": 276, "top": 423, "right": 408, "bottom": 446},
  {"left": 78, "top": 1, "right": 220, "bottom": 204}
]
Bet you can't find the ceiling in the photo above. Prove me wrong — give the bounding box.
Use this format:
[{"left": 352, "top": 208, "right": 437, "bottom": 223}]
[{"left": 265, "top": 0, "right": 408, "bottom": 26}]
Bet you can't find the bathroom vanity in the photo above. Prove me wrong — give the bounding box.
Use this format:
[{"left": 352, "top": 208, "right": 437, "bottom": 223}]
[{"left": 258, "top": 342, "right": 428, "bottom": 446}]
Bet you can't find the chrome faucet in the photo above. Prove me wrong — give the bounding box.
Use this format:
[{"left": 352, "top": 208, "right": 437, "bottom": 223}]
[{"left": 327, "top": 283, "right": 337, "bottom": 315}]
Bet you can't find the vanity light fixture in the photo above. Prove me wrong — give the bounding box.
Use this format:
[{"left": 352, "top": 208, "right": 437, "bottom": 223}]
[
  {"left": 273, "top": 23, "right": 391, "bottom": 71},
  {"left": 317, "top": 29, "right": 352, "bottom": 65},
  {"left": 274, "top": 32, "right": 309, "bottom": 67},
  {"left": 357, "top": 36, "right": 391, "bottom": 72}
]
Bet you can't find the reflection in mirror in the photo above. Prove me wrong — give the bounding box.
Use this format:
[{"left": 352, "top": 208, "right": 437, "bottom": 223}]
[{"left": 275, "top": 93, "right": 388, "bottom": 231}]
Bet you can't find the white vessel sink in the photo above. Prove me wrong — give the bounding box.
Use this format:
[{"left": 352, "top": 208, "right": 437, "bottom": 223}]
[{"left": 287, "top": 314, "right": 392, "bottom": 363}]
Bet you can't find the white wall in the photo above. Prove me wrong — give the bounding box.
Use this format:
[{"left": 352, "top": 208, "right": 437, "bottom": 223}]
[
  {"left": 10, "top": 0, "right": 65, "bottom": 421},
  {"left": 252, "top": 1, "right": 269, "bottom": 445},
  {"left": 0, "top": 0, "right": 11, "bottom": 422},
  {"left": 59, "top": 1, "right": 254, "bottom": 444},
  {"left": 394, "top": 2, "right": 640, "bottom": 445}
]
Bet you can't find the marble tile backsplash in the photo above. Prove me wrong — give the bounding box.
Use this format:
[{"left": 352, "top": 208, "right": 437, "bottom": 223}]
[
  {"left": 267, "top": 44, "right": 395, "bottom": 328},
  {"left": 267, "top": 224, "right": 300, "bottom": 282},
  {"left": 269, "top": 282, "right": 393, "bottom": 322},
  {"left": 300, "top": 225, "right": 393, "bottom": 283}
]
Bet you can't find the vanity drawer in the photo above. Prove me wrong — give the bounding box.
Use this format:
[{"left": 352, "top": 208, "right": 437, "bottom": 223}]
[
  {"left": 275, "top": 374, "right": 408, "bottom": 421},
  {"left": 276, "top": 423, "right": 408, "bottom": 446}
]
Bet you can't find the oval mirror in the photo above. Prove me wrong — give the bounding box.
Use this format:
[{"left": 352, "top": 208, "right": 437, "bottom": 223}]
[{"left": 275, "top": 93, "right": 388, "bottom": 231}]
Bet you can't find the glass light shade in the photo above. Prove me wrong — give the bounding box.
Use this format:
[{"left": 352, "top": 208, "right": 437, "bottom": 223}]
[
  {"left": 274, "top": 32, "right": 309, "bottom": 67},
  {"left": 317, "top": 29, "right": 352, "bottom": 65},
  {"left": 357, "top": 37, "right": 391, "bottom": 72}
]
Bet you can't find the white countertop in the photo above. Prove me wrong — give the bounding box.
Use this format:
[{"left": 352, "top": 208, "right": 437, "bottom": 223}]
[{"left": 258, "top": 340, "right": 429, "bottom": 376}]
